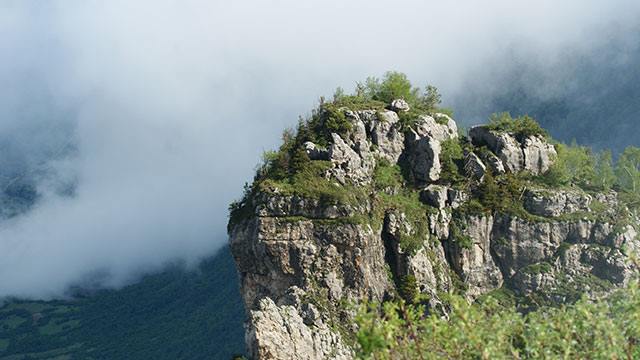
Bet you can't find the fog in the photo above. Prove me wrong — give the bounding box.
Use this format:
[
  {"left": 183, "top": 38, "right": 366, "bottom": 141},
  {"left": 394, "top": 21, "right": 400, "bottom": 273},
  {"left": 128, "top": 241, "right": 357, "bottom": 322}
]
[{"left": 1, "top": 0, "right": 639, "bottom": 298}]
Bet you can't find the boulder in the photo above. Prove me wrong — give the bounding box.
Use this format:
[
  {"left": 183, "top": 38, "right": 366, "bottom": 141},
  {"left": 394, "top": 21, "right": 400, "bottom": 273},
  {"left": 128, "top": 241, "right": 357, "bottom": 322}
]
[
  {"left": 303, "top": 141, "right": 329, "bottom": 160},
  {"left": 469, "top": 126, "right": 556, "bottom": 175},
  {"left": 406, "top": 115, "right": 458, "bottom": 183},
  {"left": 522, "top": 136, "right": 556, "bottom": 175},
  {"left": 368, "top": 110, "right": 405, "bottom": 163},
  {"left": 420, "top": 184, "right": 449, "bottom": 209},
  {"left": 481, "top": 151, "right": 506, "bottom": 174},
  {"left": 413, "top": 115, "right": 458, "bottom": 142},
  {"left": 464, "top": 152, "right": 486, "bottom": 180},
  {"left": 410, "top": 136, "right": 442, "bottom": 183},
  {"left": 389, "top": 99, "right": 410, "bottom": 112}
]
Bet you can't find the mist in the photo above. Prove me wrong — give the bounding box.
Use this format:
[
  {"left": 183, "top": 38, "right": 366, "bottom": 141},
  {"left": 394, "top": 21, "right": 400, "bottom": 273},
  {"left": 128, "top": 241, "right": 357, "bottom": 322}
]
[{"left": 1, "top": 0, "right": 639, "bottom": 299}]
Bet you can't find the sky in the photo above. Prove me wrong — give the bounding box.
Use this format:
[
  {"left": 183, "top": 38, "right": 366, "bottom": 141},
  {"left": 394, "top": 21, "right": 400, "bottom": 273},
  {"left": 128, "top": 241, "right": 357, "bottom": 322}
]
[{"left": 1, "top": 0, "right": 640, "bottom": 299}]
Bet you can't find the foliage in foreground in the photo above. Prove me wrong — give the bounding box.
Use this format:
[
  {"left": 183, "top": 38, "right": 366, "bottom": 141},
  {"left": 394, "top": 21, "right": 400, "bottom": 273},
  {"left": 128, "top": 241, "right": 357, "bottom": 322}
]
[{"left": 355, "top": 281, "right": 640, "bottom": 359}]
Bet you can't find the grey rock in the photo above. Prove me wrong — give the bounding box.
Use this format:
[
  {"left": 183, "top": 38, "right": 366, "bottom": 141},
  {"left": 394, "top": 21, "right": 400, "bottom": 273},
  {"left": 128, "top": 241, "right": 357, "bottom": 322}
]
[
  {"left": 406, "top": 115, "right": 458, "bottom": 183},
  {"left": 524, "top": 188, "right": 592, "bottom": 217},
  {"left": 464, "top": 152, "right": 486, "bottom": 180},
  {"left": 246, "top": 297, "right": 352, "bottom": 360},
  {"left": 329, "top": 132, "right": 374, "bottom": 185},
  {"left": 420, "top": 184, "right": 449, "bottom": 209},
  {"left": 303, "top": 141, "right": 329, "bottom": 160},
  {"left": 469, "top": 126, "right": 556, "bottom": 175},
  {"left": 522, "top": 136, "right": 556, "bottom": 175},
  {"left": 413, "top": 115, "right": 458, "bottom": 142},
  {"left": 369, "top": 110, "right": 405, "bottom": 163},
  {"left": 429, "top": 208, "right": 452, "bottom": 240},
  {"left": 230, "top": 109, "right": 640, "bottom": 358},
  {"left": 447, "top": 188, "right": 469, "bottom": 209},
  {"left": 389, "top": 99, "right": 410, "bottom": 112},
  {"left": 446, "top": 215, "right": 503, "bottom": 299},
  {"left": 481, "top": 151, "right": 506, "bottom": 174},
  {"left": 410, "top": 136, "right": 442, "bottom": 183}
]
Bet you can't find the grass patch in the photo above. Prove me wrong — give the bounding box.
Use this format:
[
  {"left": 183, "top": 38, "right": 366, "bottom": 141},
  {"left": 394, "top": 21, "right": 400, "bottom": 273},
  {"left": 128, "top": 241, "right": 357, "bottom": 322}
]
[{"left": 373, "top": 158, "right": 403, "bottom": 190}]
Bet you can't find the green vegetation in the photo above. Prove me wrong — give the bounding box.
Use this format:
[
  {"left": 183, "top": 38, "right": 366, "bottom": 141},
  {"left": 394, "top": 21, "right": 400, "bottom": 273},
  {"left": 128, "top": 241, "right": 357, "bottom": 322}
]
[
  {"left": 537, "top": 139, "right": 640, "bottom": 216},
  {"left": 449, "top": 216, "right": 473, "bottom": 250},
  {"left": 475, "top": 172, "right": 531, "bottom": 219},
  {"left": 439, "top": 138, "right": 465, "bottom": 184},
  {"left": 486, "top": 112, "right": 549, "bottom": 141},
  {"left": 355, "top": 281, "right": 640, "bottom": 359},
  {"left": 520, "top": 262, "right": 553, "bottom": 275},
  {"left": 372, "top": 158, "right": 403, "bottom": 190},
  {"left": 374, "top": 190, "right": 433, "bottom": 254},
  {"left": 0, "top": 247, "right": 245, "bottom": 360}
]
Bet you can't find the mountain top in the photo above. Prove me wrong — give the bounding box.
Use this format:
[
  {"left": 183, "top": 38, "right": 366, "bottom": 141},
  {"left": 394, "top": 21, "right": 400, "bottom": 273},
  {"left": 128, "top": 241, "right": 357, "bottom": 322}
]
[{"left": 228, "top": 73, "right": 640, "bottom": 359}]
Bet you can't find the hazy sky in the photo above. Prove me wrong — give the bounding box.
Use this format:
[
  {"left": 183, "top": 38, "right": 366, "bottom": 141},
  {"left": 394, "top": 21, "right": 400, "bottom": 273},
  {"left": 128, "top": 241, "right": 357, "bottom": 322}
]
[{"left": 1, "top": 0, "right": 639, "bottom": 298}]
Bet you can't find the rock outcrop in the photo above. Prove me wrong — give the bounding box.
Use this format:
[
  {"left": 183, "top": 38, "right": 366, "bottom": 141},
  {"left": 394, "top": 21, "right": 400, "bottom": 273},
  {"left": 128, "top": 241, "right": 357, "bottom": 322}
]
[
  {"left": 469, "top": 125, "right": 556, "bottom": 175},
  {"left": 229, "top": 101, "right": 639, "bottom": 359},
  {"left": 405, "top": 114, "right": 458, "bottom": 183}
]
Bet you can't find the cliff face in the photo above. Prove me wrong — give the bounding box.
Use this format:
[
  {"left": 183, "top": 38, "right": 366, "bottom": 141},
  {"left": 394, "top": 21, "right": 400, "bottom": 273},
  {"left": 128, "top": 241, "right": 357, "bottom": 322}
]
[{"left": 228, "top": 103, "right": 639, "bottom": 359}]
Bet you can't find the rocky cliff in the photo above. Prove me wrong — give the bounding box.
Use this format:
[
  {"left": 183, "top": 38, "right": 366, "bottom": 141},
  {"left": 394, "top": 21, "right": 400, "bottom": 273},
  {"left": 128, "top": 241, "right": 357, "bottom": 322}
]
[{"left": 228, "top": 98, "right": 639, "bottom": 359}]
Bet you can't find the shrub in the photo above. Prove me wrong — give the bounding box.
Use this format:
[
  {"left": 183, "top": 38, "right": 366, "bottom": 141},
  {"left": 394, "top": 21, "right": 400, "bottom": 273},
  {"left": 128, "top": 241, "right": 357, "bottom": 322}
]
[
  {"left": 363, "top": 72, "right": 420, "bottom": 105},
  {"left": 540, "top": 141, "right": 597, "bottom": 189},
  {"left": 487, "top": 112, "right": 548, "bottom": 141},
  {"left": 355, "top": 281, "right": 640, "bottom": 359},
  {"left": 439, "top": 138, "right": 464, "bottom": 183}
]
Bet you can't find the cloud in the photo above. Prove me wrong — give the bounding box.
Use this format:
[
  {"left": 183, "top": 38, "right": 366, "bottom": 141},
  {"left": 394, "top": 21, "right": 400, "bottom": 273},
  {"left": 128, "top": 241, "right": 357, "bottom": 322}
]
[{"left": 1, "top": 0, "right": 639, "bottom": 298}]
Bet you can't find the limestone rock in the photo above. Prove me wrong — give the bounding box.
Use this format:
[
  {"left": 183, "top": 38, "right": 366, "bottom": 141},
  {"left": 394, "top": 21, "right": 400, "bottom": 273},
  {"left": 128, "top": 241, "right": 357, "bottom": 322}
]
[
  {"left": 469, "top": 126, "right": 556, "bottom": 175},
  {"left": 413, "top": 115, "right": 458, "bottom": 142},
  {"left": 524, "top": 188, "right": 592, "bottom": 217},
  {"left": 389, "top": 99, "right": 410, "bottom": 112},
  {"left": 303, "top": 141, "right": 329, "bottom": 160},
  {"left": 406, "top": 115, "right": 458, "bottom": 183},
  {"left": 246, "top": 297, "right": 352, "bottom": 360},
  {"left": 329, "top": 132, "right": 374, "bottom": 185},
  {"left": 464, "top": 152, "right": 486, "bottom": 180},
  {"left": 229, "top": 105, "right": 640, "bottom": 358},
  {"left": 420, "top": 184, "right": 449, "bottom": 209},
  {"left": 368, "top": 110, "right": 405, "bottom": 163},
  {"left": 446, "top": 215, "right": 503, "bottom": 299},
  {"left": 522, "top": 136, "right": 556, "bottom": 175},
  {"left": 409, "top": 136, "right": 442, "bottom": 183},
  {"left": 383, "top": 211, "right": 452, "bottom": 297},
  {"left": 481, "top": 151, "right": 506, "bottom": 174},
  {"left": 447, "top": 188, "right": 469, "bottom": 209}
]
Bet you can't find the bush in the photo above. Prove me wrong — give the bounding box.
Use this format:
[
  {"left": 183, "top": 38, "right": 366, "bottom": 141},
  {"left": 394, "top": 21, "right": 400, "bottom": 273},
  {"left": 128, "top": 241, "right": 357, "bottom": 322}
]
[
  {"left": 355, "top": 281, "right": 640, "bottom": 359},
  {"left": 363, "top": 72, "right": 420, "bottom": 105},
  {"left": 540, "top": 141, "right": 596, "bottom": 189},
  {"left": 439, "top": 138, "right": 464, "bottom": 183},
  {"left": 487, "top": 112, "right": 548, "bottom": 141}
]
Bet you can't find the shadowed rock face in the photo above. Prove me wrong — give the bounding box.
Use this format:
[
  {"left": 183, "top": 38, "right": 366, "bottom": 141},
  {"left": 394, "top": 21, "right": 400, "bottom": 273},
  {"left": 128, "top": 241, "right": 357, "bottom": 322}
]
[{"left": 228, "top": 102, "right": 639, "bottom": 359}]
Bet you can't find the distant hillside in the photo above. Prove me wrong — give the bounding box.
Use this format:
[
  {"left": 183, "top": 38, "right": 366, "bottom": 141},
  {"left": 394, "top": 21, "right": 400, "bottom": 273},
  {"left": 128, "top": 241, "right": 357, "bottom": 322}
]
[{"left": 0, "top": 246, "right": 245, "bottom": 360}]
